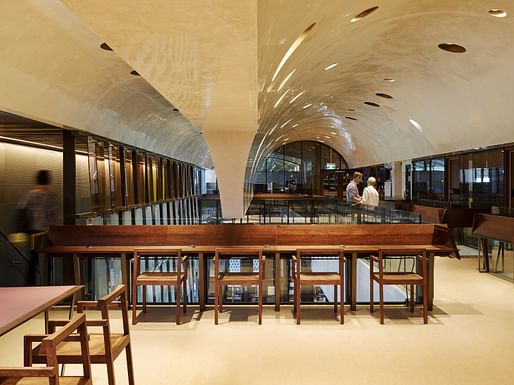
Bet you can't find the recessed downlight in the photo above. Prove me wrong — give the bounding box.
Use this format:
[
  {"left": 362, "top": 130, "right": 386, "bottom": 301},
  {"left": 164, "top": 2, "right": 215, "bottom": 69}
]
[
  {"left": 384, "top": 78, "right": 395, "bottom": 82},
  {"left": 364, "top": 101, "right": 380, "bottom": 107},
  {"left": 351, "top": 6, "right": 379, "bottom": 23},
  {"left": 100, "top": 42, "right": 113, "bottom": 51},
  {"left": 438, "top": 43, "right": 466, "bottom": 53},
  {"left": 324, "top": 63, "right": 338, "bottom": 70},
  {"left": 302, "top": 103, "right": 313, "bottom": 109},
  {"left": 130, "top": 70, "right": 140, "bottom": 76},
  {"left": 489, "top": 9, "right": 507, "bottom": 18},
  {"left": 376, "top": 93, "right": 393, "bottom": 99},
  {"left": 345, "top": 116, "right": 358, "bottom": 121}
]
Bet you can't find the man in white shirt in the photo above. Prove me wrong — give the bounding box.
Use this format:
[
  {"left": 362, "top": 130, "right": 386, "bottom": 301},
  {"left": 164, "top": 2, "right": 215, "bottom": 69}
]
[{"left": 362, "top": 176, "right": 379, "bottom": 207}]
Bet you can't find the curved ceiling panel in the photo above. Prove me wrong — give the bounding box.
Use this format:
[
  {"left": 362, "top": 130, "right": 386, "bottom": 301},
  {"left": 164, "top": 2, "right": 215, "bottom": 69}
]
[{"left": 0, "top": 0, "right": 211, "bottom": 168}]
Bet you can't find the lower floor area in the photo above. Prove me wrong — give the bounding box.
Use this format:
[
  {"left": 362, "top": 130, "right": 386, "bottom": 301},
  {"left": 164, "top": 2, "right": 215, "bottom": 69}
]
[{"left": 1, "top": 256, "right": 513, "bottom": 385}]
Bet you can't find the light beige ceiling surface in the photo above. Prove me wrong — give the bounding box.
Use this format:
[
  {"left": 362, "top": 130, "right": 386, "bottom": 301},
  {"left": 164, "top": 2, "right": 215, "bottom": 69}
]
[{"left": 2, "top": 1, "right": 514, "bottom": 217}]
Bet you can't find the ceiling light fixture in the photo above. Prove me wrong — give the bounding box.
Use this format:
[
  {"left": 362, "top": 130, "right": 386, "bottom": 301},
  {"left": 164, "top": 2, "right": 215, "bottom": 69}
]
[
  {"left": 351, "top": 6, "right": 379, "bottom": 23},
  {"left": 364, "top": 101, "right": 380, "bottom": 107},
  {"left": 345, "top": 116, "right": 357, "bottom": 120},
  {"left": 438, "top": 43, "right": 466, "bottom": 53},
  {"left": 489, "top": 9, "right": 507, "bottom": 17},
  {"left": 376, "top": 93, "right": 393, "bottom": 99},
  {"left": 302, "top": 103, "right": 313, "bottom": 109},
  {"left": 130, "top": 70, "right": 140, "bottom": 76},
  {"left": 280, "top": 119, "right": 292, "bottom": 128},
  {"left": 324, "top": 63, "right": 338, "bottom": 70},
  {"left": 384, "top": 78, "right": 395, "bottom": 82},
  {"left": 271, "top": 22, "right": 316, "bottom": 82},
  {"left": 292, "top": 124, "right": 300, "bottom": 128}
]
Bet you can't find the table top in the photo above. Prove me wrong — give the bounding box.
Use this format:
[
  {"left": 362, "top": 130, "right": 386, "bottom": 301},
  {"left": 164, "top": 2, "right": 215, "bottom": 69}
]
[
  {"left": 0, "top": 285, "right": 82, "bottom": 336},
  {"left": 41, "top": 244, "right": 457, "bottom": 254}
]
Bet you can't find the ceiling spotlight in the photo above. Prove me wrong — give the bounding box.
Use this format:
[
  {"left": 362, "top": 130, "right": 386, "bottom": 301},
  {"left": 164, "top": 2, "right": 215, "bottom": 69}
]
[
  {"left": 100, "top": 42, "right": 113, "bottom": 51},
  {"left": 376, "top": 93, "right": 393, "bottom": 99},
  {"left": 302, "top": 103, "right": 313, "bottom": 109},
  {"left": 488, "top": 9, "right": 507, "bottom": 18},
  {"left": 384, "top": 78, "right": 395, "bottom": 82},
  {"left": 364, "top": 101, "right": 380, "bottom": 107},
  {"left": 345, "top": 116, "right": 357, "bottom": 121},
  {"left": 438, "top": 43, "right": 466, "bottom": 53},
  {"left": 130, "top": 70, "right": 140, "bottom": 76},
  {"left": 351, "top": 6, "right": 379, "bottom": 23}
]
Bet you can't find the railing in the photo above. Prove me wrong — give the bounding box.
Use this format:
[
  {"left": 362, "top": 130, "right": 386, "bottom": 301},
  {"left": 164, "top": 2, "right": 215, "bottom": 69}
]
[{"left": 199, "top": 196, "right": 421, "bottom": 224}]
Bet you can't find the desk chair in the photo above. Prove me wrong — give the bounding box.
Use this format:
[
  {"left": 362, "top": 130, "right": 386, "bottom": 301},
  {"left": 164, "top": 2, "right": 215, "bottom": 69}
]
[
  {"left": 0, "top": 314, "right": 91, "bottom": 385},
  {"left": 292, "top": 247, "right": 345, "bottom": 324},
  {"left": 370, "top": 249, "right": 428, "bottom": 324},
  {"left": 214, "top": 247, "right": 265, "bottom": 325},
  {"left": 132, "top": 248, "right": 188, "bottom": 325},
  {"left": 25, "top": 285, "right": 134, "bottom": 385}
]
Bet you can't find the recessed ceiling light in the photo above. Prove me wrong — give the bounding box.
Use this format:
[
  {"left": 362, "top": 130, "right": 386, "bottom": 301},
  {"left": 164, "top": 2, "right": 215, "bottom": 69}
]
[
  {"left": 345, "top": 116, "right": 358, "bottom": 121},
  {"left": 274, "top": 90, "right": 289, "bottom": 108},
  {"left": 489, "top": 9, "right": 507, "bottom": 18},
  {"left": 409, "top": 118, "right": 423, "bottom": 131},
  {"left": 376, "top": 93, "right": 393, "bottom": 99},
  {"left": 173, "top": 108, "right": 179, "bottom": 112},
  {"left": 364, "top": 101, "right": 380, "bottom": 107},
  {"left": 384, "top": 78, "right": 395, "bottom": 82},
  {"left": 100, "top": 42, "right": 113, "bottom": 51},
  {"left": 292, "top": 123, "right": 299, "bottom": 128},
  {"left": 302, "top": 103, "right": 313, "bottom": 109},
  {"left": 130, "top": 70, "right": 140, "bottom": 76},
  {"left": 351, "top": 6, "right": 379, "bottom": 23},
  {"left": 348, "top": 108, "right": 355, "bottom": 111},
  {"left": 280, "top": 119, "right": 292, "bottom": 128},
  {"left": 438, "top": 43, "right": 466, "bottom": 53},
  {"left": 324, "top": 63, "right": 338, "bottom": 71},
  {"left": 330, "top": 131, "right": 337, "bottom": 135}
]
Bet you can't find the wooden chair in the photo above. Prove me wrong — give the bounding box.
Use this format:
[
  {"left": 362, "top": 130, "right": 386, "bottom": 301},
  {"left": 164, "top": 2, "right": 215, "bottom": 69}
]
[
  {"left": 0, "top": 314, "right": 91, "bottom": 385},
  {"left": 132, "top": 248, "right": 188, "bottom": 325},
  {"left": 25, "top": 285, "right": 134, "bottom": 385},
  {"left": 292, "top": 247, "right": 345, "bottom": 325},
  {"left": 214, "top": 247, "right": 265, "bottom": 325},
  {"left": 370, "top": 249, "right": 428, "bottom": 324}
]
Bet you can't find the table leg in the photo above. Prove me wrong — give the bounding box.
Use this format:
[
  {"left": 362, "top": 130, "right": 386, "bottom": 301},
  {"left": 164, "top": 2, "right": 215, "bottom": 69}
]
[
  {"left": 351, "top": 252, "right": 357, "bottom": 311},
  {"left": 121, "top": 253, "right": 128, "bottom": 296},
  {"left": 72, "top": 253, "right": 82, "bottom": 300},
  {"left": 428, "top": 252, "right": 435, "bottom": 311}
]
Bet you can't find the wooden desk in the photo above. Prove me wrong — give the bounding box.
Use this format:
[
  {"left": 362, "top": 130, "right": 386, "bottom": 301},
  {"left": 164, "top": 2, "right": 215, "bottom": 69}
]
[{"left": 0, "top": 285, "right": 82, "bottom": 337}]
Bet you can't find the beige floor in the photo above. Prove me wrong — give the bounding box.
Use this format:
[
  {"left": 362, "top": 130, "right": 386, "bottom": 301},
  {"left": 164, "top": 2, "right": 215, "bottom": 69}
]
[{"left": 2, "top": 256, "right": 514, "bottom": 385}]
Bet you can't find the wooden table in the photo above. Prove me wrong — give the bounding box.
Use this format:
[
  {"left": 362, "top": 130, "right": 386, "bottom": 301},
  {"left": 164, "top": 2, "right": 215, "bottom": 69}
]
[{"left": 0, "top": 285, "right": 82, "bottom": 337}]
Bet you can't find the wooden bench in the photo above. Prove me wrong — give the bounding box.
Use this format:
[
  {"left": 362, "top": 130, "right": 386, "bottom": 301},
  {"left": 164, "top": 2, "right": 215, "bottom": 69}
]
[{"left": 40, "top": 224, "right": 458, "bottom": 311}]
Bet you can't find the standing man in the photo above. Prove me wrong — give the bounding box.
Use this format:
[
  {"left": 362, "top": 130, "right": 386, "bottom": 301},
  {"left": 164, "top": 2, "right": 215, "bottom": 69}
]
[{"left": 346, "top": 171, "right": 363, "bottom": 205}]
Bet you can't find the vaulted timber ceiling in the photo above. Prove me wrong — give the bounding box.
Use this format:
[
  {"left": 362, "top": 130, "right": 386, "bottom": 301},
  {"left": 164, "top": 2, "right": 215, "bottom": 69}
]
[{"left": 1, "top": 1, "right": 514, "bottom": 217}]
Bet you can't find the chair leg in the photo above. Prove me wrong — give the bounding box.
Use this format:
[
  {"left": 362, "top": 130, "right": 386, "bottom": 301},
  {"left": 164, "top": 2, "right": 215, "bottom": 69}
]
[
  {"left": 292, "top": 277, "right": 297, "bottom": 315},
  {"left": 125, "top": 342, "right": 135, "bottom": 385},
  {"left": 370, "top": 273, "right": 374, "bottom": 313},
  {"left": 132, "top": 283, "right": 137, "bottom": 325},
  {"left": 183, "top": 278, "right": 187, "bottom": 314},
  {"left": 106, "top": 359, "right": 116, "bottom": 385},
  {"left": 333, "top": 285, "right": 337, "bottom": 313},
  {"left": 340, "top": 282, "right": 344, "bottom": 325},
  {"left": 379, "top": 282, "right": 384, "bottom": 325},
  {"left": 142, "top": 286, "right": 147, "bottom": 313},
  {"left": 258, "top": 282, "right": 263, "bottom": 325},
  {"left": 176, "top": 283, "right": 181, "bottom": 325},
  {"left": 423, "top": 282, "right": 428, "bottom": 324},
  {"left": 296, "top": 281, "right": 301, "bottom": 325},
  {"left": 409, "top": 285, "right": 415, "bottom": 313},
  {"left": 214, "top": 281, "right": 219, "bottom": 325}
]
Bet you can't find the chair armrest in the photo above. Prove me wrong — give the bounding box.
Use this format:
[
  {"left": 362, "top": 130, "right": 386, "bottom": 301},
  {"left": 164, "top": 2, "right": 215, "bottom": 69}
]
[
  {"left": 181, "top": 255, "right": 188, "bottom": 263},
  {"left": 0, "top": 367, "right": 55, "bottom": 377},
  {"left": 77, "top": 301, "right": 100, "bottom": 312},
  {"left": 85, "top": 319, "right": 109, "bottom": 327}
]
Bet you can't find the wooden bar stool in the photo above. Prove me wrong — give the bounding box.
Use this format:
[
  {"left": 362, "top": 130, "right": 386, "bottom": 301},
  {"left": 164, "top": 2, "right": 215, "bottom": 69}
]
[
  {"left": 214, "top": 247, "right": 265, "bottom": 325},
  {"left": 370, "top": 249, "right": 428, "bottom": 324},
  {"left": 292, "top": 247, "right": 345, "bottom": 325},
  {"left": 132, "top": 248, "right": 188, "bottom": 325}
]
